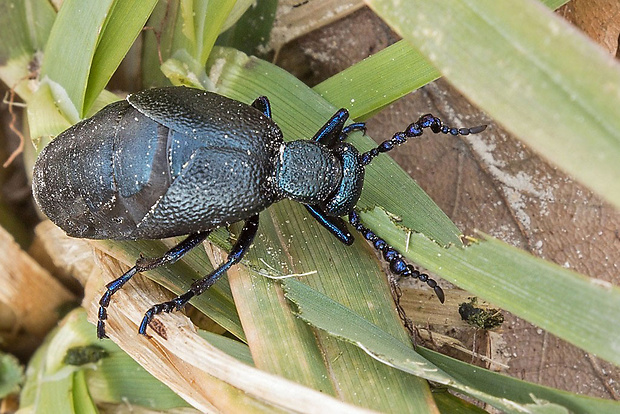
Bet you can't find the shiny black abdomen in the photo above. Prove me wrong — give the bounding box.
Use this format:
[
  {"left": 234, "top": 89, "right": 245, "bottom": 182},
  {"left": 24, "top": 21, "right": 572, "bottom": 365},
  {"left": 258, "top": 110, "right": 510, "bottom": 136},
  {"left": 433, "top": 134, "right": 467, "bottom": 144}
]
[{"left": 32, "top": 88, "right": 284, "bottom": 239}]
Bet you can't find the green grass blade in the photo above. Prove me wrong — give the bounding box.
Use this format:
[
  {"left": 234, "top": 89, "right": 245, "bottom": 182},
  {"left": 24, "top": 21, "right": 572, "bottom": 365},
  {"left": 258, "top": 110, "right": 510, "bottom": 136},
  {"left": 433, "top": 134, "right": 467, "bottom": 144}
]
[
  {"left": 224, "top": 217, "right": 338, "bottom": 394},
  {"left": 176, "top": 0, "right": 237, "bottom": 66},
  {"left": 0, "top": 0, "right": 55, "bottom": 100},
  {"left": 40, "top": 0, "right": 156, "bottom": 116},
  {"left": 141, "top": 0, "right": 182, "bottom": 88},
  {"left": 366, "top": 0, "right": 620, "bottom": 209},
  {"left": 28, "top": 82, "right": 73, "bottom": 150},
  {"left": 194, "top": 0, "right": 237, "bottom": 65},
  {"left": 83, "top": 0, "right": 158, "bottom": 111},
  {"left": 197, "top": 330, "right": 254, "bottom": 366},
  {"left": 71, "top": 371, "right": 98, "bottom": 414},
  {"left": 141, "top": 0, "right": 238, "bottom": 89},
  {"left": 40, "top": 0, "right": 115, "bottom": 115},
  {"left": 313, "top": 40, "right": 440, "bottom": 119},
  {"left": 285, "top": 278, "right": 620, "bottom": 413},
  {"left": 216, "top": 0, "right": 278, "bottom": 57},
  {"left": 434, "top": 392, "right": 489, "bottom": 414},
  {"left": 205, "top": 48, "right": 440, "bottom": 412},
  {"left": 418, "top": 347, "right": 620, "bottom": 414},
  {"left": 90, "top": 348, "right": 190, "bottom": 409},
  {"left": 361, "top": 208, "right": 620, "bottom": 366}
]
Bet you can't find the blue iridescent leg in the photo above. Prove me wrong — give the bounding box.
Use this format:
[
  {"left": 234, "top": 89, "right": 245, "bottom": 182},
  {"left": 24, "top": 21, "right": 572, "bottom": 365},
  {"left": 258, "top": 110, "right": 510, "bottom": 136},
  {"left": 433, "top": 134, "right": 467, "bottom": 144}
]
[
  {"left": 138, "top": 214, "right": 260, "bottom": 336},
  {"left": 97, "top": 232, "right": 209, "bottom": 339},
  {"left": 349, "top": 210, "right": 445, "bottom": 303},
  {"left": 252, "top": 96, "right": 272, "bottom": 118},
  {"left": 312, "top": 108, "right": 367, "bottom": 147},
  {"left": 305, "top": 205, "right": 353, "bottom": 245},
  {"left": 312, "top": 109, "right": 349, "bottom": 148}
]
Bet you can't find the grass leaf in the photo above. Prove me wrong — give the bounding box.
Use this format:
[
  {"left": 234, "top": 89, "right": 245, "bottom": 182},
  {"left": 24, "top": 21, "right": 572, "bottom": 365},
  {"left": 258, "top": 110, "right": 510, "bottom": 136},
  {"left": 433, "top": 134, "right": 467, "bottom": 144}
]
[
  {"left": 285, "top": 278, "right": 620, "bottom": 413},
  {"left": 366, "top": 0, "right": 620, "bottom": 208},
  {"left": 361, "top": 208, "right": 620, "bottom": 366},
  {"left": 40, "top": 0, "right": 156, "bottom": 116}
]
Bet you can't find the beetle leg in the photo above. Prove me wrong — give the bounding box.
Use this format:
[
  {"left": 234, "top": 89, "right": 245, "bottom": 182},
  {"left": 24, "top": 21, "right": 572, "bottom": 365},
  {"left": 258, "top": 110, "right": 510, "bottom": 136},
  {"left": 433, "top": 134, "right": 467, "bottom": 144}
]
[
  {"left": 97, "top": 231, "right": 209, "bottom": 339},
  {"left": 312, "top": 109, "right": 349, "bottom": 148},
  {"left": 252, "top": 96, "right": 272, "bottom": 118},
  {"left": 138, "top": 214, "right": 260, "bottom": 336},
  {"left": 305, "top": 205, "right": 354, "bottom": 245},
  {"left": 340, "top": 122, "right": 366, "bottom": 141},
  {"left": 348, "top": 210, "right": 445, "bottom": 303},
  {"left": 359, "top": 113, "right": 487, "bottom": 165}
]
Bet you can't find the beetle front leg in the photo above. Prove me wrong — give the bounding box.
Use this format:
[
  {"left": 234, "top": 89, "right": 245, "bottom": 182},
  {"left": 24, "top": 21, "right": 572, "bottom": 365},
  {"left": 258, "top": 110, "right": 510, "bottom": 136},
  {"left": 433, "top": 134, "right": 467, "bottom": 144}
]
[
  {"left": 138, "top": 214, "right": 260, "bottom": 336},
  {"left": 339, "top": 122, "right": 366, "bottom": 141},
  {"left": 251, "top": 96, "right": 272, "bottom": 118},
  {"left": 305, "top": 204, "right": 354, "bottom": 245},
  {"left": 97, "top": 231, "right": 209, "bottom": 339}
]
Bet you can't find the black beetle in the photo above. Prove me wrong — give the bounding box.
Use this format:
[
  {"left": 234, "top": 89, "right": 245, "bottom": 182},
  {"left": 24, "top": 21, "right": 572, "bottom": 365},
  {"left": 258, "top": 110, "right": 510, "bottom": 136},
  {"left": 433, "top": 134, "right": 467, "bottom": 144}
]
[{"left": 32, "top": 86, "right": 486, "bottom": 338}]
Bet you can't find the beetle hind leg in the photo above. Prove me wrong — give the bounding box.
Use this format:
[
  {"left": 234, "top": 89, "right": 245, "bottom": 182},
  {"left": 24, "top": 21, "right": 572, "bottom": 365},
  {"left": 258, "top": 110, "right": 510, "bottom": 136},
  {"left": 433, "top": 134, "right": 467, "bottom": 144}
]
[
  {"left": 138, "top": 214, "right": 260, "bottom": 336},
  {"left": 97, "top": 231, "right": 209, "bottom": 339},
  {"left": 348, "top": 210, "right": 445, "bottom": 303}
]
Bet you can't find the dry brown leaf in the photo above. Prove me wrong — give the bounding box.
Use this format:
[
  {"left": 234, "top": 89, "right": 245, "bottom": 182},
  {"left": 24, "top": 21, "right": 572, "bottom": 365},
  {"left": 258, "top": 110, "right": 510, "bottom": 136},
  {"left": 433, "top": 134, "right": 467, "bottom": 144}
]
[
  {"left": 85, "top": 249, "right": 379, "bottom": 414},
  {"left": 0, "top": 223, "right": 75, "bottom": 344}
]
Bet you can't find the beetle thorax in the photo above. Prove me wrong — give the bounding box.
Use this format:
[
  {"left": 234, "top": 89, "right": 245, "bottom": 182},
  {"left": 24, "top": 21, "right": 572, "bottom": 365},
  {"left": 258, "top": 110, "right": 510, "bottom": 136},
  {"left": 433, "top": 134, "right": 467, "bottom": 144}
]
[
  {"left": 274, "top": 140, "right": 365, "bottom": 217},
  {"left": 274, "top": 141, "right": 342, "bottom": 205}
]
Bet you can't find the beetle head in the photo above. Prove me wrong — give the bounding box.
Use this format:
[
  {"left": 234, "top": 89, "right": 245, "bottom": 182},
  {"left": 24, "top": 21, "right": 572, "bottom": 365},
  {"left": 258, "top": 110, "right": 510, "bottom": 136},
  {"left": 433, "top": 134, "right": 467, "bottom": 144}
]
[{"left": 318, "top": 142, "right": 364, "bottom": 217}]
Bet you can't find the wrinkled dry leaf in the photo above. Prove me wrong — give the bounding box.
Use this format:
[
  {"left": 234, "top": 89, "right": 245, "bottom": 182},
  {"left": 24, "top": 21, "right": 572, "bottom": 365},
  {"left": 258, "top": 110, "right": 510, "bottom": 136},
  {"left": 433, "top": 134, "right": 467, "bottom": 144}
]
[
  {"left": 0, "top": 224, "right": 75, "bottom": 341},
  {"left": 85, "top": 249, "right": 379, "bottom": 414},
  {"left": 271, "top": 0, "right": 364, "bottom": 55},
  {"left": 32, "top": 220, "right": 95, "bottom": 287}
]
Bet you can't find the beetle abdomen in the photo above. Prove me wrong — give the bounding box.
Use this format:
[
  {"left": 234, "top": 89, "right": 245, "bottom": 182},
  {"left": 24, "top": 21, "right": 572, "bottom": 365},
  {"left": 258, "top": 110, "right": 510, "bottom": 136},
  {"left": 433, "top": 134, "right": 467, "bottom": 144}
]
[
  {"left": 33, "top": 88, "right": 285, "bottom": 240},
  {"left": 33, "top": 101, "right": 172, "bottom": 239}
]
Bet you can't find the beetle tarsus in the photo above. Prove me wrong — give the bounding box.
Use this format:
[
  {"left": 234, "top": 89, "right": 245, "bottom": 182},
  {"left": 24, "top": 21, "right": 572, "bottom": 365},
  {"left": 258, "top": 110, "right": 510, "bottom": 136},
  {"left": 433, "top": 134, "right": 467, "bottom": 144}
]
[
  {"left": 96, "top": 232, "right": 208, "bottom": 339},
  {"left": 138, "top": 215, "right": 259, "bottom": 336}
]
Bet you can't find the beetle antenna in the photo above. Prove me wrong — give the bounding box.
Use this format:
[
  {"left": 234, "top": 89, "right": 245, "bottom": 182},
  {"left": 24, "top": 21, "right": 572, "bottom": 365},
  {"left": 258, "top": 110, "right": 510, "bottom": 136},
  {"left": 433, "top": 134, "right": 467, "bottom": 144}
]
[
  {"left": 359, "top": 114, "right": 486, "bottom": 165},
  {"left": 348, "top": 210, "right": 445, "bottom": 303}
]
